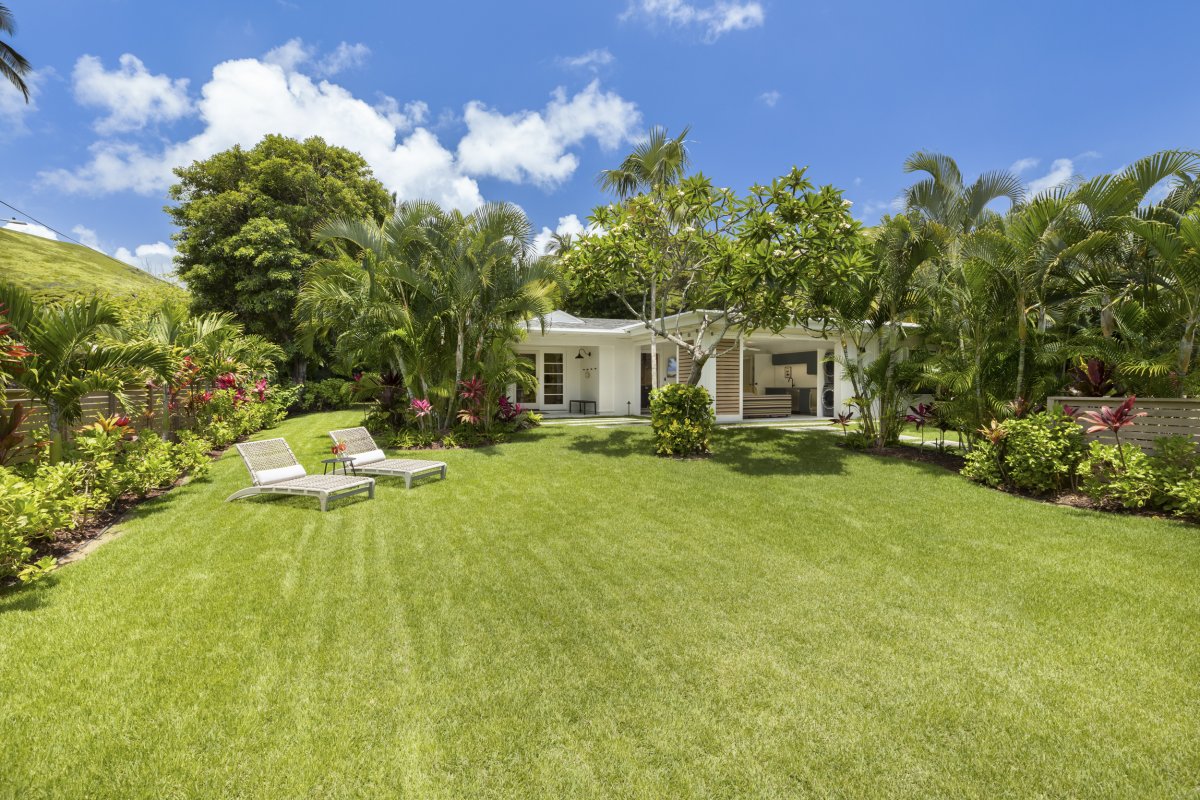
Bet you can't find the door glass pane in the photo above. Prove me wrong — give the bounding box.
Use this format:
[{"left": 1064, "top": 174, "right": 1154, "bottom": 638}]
[
  {"left": 515, "top": 353, "right": 536, "bottom": 404},
  {"left": 543, "top": 353, "right": 564, "bottom": 405}
]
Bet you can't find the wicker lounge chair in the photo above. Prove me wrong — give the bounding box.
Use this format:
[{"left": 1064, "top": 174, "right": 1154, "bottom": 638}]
[
  {"left": 328, "top": 427, "right": 448, "bottom": 489},
  {"left": 226, "top": 438, "right": 375, "bottom": 512}
]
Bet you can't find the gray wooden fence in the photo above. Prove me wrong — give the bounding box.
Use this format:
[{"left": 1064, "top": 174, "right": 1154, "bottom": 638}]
[
  {"left": 3, "top": 386, "right": 156, "bottom": 462},
  {"left": 1047, "top": 396, "right": 1200, "bottom": 452}
]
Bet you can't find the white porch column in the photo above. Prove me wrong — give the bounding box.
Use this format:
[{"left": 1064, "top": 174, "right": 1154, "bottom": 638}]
[{"left": 597, "top": 346, "right": 615, "bottom": 414}]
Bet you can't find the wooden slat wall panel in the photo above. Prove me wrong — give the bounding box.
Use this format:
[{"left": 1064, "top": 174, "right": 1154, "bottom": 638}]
[
  {"left": 676, "top": 346, "right": 693, "bottom": 386},
  {"left": 1047, "top": 396, "right": 1200, "bottom": 452},
  {"left": 3, "top": 386, "right": 153, "bottom": 461},
  {"left": 714, "top": 339, "right": 740, "bottom": 415}
]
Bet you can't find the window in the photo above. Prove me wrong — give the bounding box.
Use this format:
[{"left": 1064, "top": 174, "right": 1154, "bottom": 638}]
[
  {"left": 543, "top": 352, "right": 564, "bottom": 405},
  {"left": 515, "top": 353, "right": 536, "bottom": 404}
]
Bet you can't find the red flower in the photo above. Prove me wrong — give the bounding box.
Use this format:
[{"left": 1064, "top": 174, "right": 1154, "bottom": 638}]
[
  {"left": 458, "top": 377, "right": 485, "bottom": 401},
  {"left": 1078, "top": 396, "right": 1146, "bottom": 435}
]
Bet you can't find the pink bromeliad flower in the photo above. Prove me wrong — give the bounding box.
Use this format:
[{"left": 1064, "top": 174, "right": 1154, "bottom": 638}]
[
  {"left": 216, "top": 373, "right": 238, "bottom": 390},
  {"left": 254, "top": 378, "right": 269, "bottom": 402},
  {"left": 410, "top": 398, "right": 432, "bottom": 417}
]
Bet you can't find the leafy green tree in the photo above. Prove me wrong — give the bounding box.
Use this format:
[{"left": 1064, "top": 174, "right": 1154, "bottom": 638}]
[
  {"left": 167, "top": 135, "right": 392, "bottom": 381},
  {"left": 0, "top": 283, "right": 170, "bottom": 462},
  {"left": 563, "top": 168, "right": 866, "bottom": 385},
  {"left": 0, "top": 4, "right": 31, "bottom": 102},
  {"left": 570, "top": 126, "right": 693, "bottom": 339}
]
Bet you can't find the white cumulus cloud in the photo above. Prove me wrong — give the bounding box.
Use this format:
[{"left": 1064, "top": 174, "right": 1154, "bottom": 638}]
[
  {"left": 533, "top": 213, "right": 587, "bottom": 255},
  {"left": 72, "top": 54, "right": 193, "bottom": 133},
  {"left": 1027, "top": 158, "right": 1075, "bottom": 197},
  {"left": 622, "top": 0, "right": 765, "bottom": 41},
  {"left": 1010, "top": 157, "right": 1039, "bottom": 175},
  {"left": 71, "top": 224, "right": 103, "bottom": 250},
  {"left": 264, "top": 38, "right": 370, "bottom": 77},
  {"left": 44, "top": 47, "right": 641, "bottom": 214},
  {"left": 559, "top": 49, "right": 615, "bottom": 71},
  {"left": 1, "top": 220, "right": 57, "bottom": 240},
  {"left": 0, "top": 67, "right": 50, "bottom": 137},
  {"left": 458, "top": 80, "right": 641, "bottom": 187},
  {"left": 114, "top": 241, "right": 178, "bottom": 275},
  {"left": 758, "top": 90, "right": 780, "bottom": 107}
]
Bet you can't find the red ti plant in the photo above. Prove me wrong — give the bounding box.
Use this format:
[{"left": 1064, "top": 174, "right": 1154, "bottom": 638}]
[
  {"left": 497, "top": 395, "right": 522, "bottom": 423},
  {"left": 0, "top": 403, "right": 32, "bottom": 466},
  {"left": 456, "top": 377, "right": 486, "bottom": 428},
  {"left": 831, "top": 409, "right": 854, "bottom": 437},
  {"left": 1069, "top": 357, "right": 1116, "bottom": 397},
  {"left": 254, "top": 378, "right": 269, "bottom": 402},
  {"left": 906, "top": 402, "right": 933, "bottom": 447},
  {"left": 1078, "top": 396, "right": 1146, "bottom": 469}
]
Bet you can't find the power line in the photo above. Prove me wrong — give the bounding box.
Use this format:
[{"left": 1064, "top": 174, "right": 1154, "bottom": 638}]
[
  {"left": 0, "top": 198, "right": 92, "bottom": 248},
  {"left": 0, "top": 197, "right": 175, "bottom": 280}
]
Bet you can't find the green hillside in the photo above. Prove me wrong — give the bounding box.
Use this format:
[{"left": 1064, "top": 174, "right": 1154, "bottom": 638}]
[{"left": 0, "top": 228, "right": 183, "bottom": 303}]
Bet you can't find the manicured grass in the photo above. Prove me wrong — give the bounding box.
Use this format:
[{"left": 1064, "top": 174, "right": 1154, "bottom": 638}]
[
  {"left": 0, "top": 228, "right": 178, "bottom": 302},
  {"left": 1, "top": 411, "right": 1196, "bottom": 798}
]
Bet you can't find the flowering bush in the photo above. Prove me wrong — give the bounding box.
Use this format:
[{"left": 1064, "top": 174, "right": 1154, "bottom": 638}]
[{"left": 650, "top": 383, "right": 715, "bottom": 457}]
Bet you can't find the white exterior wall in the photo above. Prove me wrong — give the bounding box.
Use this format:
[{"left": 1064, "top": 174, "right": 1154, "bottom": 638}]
[{"left": 518, "top": 318, "right": 889, "bottom": 420}]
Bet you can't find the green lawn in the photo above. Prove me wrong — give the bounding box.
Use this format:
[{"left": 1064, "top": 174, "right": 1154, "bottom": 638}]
[{"left": 1, "top": 411, "right": 1196, "bottom": 798}]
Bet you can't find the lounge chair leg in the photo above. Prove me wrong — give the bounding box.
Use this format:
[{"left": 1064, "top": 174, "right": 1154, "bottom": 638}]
[
  {"left": 441, "top": 465, "right": 447, "bottom": 480},
  {"left": 369, "top": 483, "right": 375, "bottom": 499},
  {"left": 405, "top": 475, "right": 413, "bottom": 490},
  {"left": 319, "top": 496, "right": 328, "bottom": 512}
]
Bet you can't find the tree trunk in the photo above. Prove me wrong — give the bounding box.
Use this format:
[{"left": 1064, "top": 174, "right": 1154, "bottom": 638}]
[
  {"left": 291, "top": 357, "right": 307, "bottom": 385},
  {"left": 649, "top": 281, "right": 659, "bottom": 389},
  {"left": 687, "top": 349, "right": 706, "bottom": 386},
  {"left": 161, "top": 383, "right": 173, "bottom": 442},
  {"left": 47, "top": 402, "right": 64, "bottom": 464}
]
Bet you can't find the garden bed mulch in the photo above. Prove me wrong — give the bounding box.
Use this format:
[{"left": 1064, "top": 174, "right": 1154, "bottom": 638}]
[{"left": 841, "top": 441, "right": 966, "bottom": 472}]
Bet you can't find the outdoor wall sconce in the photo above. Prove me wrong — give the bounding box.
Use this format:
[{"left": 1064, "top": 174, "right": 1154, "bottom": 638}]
[{"left": 575, "top": 348, "right": 592, "bottom": 360}]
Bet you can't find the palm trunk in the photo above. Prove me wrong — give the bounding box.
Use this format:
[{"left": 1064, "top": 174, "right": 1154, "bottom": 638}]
[
  {"left": 448, "top": 324, "right": 465, "bottom": 430},
  {"left": 47, "top": 402, "right": 64, "bottom": 464},
  {"left": 161, "top": 382, "right": 173, "bottom": 442}
]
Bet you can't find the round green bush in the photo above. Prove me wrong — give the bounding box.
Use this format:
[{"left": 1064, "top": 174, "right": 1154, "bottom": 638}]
[{"left": 649, "top": 383, "right": 715, "bottom": 457}]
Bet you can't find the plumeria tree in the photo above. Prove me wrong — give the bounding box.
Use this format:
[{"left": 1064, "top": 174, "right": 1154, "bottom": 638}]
[{"left": 562, "top": 167, "right": 867, "bottom": 386}]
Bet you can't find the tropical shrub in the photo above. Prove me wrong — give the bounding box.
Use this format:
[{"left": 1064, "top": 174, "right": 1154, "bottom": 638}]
[
  {"left": 296, "top": 378, "right": 356, "bottom": 412},
  {"left": 650, "top": 383, "right": 714, "bottom": 457},
  {"left": 1079, "top": 442, "right": 1157, "bottom": 509},
  {"left": 961, "top": 411, "right": 1084, "bottom": 493}
]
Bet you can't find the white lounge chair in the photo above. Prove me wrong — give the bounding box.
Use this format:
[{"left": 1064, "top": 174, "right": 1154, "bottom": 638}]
[
  {"left": 328, "top": 427, "right": 447, "bottom": 489},
  {"left": 226, "top": 437, "right": 375, "bottom": 512}
]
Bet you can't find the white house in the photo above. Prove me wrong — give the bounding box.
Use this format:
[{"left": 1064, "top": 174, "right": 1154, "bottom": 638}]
[{"left": 518, "top": 310, "right": 870, "bottom": 423}]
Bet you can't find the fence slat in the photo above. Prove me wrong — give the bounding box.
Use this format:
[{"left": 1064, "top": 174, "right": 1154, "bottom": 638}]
[{"left": 1047, "top": 396, "right": 1200, "bottom": 452}]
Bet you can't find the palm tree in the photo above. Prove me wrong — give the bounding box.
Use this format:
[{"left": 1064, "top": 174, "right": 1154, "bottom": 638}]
[
  {"left": 598, "top": 125, "right": 692, "bottom": 197},
  {"left": 902, "top": 151, "right": 1024, "bottom": 234},
  {"left": 596, "top": 125, "right": 692, "bottom": 388},
  {"left": 0, "top": 283, "right": 170, "bottom": 461},
  {"left": 128, "top": 305, "right": 261, "bottom": 439},
  {"left": 0, "top": 4, "right": 31, "bottom": 102},
  {"left": 305, "top": 201, "right": 560, "bottom": 431}
]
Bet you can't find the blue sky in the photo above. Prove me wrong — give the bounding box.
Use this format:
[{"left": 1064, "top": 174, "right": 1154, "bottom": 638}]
[{"left": 2, "top": 0, "right": 1199, "bottom": 276}]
